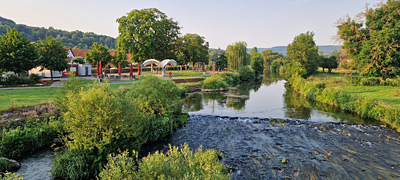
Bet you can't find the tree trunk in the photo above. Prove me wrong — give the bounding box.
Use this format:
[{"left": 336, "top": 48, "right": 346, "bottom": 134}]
[{"left": 50, "top": 70, "right": 53, "bottom": 81}]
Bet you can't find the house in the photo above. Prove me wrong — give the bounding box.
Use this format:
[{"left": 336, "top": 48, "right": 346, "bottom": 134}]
[{"left": 29, "top": 49, "right": 92, "bottom": 78}]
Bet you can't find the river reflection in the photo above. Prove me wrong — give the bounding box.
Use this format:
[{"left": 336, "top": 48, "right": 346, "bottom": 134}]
[{"left": 182, "top": 76, "right": 379, "bottom": 124}]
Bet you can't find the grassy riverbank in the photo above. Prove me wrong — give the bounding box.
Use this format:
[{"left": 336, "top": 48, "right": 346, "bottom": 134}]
[{"left": 288, "top": 70, "right": 400, "bottom": 131}]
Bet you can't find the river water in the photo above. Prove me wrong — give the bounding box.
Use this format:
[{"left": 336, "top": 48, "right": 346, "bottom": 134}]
[{"left": 17, "top": 76, "right": 400, "bottom": 179}]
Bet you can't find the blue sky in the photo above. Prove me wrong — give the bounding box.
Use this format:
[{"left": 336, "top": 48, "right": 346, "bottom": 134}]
[{"left": 1, "top": 0, "right": 377, "bottom": 48}]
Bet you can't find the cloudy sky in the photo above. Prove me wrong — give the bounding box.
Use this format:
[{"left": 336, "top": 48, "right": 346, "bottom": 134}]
[{"left": 0, "top": 0, "right": 377, "bottom": 48}]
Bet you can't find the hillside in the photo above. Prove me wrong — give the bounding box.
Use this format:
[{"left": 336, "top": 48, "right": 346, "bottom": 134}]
[
  {"left": 247, "top": 45, "right": 340, "bottom": 56},
  {"left": 0, "top": 16, "right": 116, "bottom": 49}
]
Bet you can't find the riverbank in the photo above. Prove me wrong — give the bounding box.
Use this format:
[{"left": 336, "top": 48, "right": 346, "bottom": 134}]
[{"left": 288, "top": 73, "right": 400, "bottom": 131}]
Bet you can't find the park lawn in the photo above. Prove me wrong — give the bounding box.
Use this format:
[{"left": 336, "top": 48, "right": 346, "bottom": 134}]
[
  {"left": 0, "top": 83, "right": 134, "bottom": 111},
  {"left": 0, "top": 87, "right": 62, "bottom": 111},
  {"left": 307, "top": 71, "right": 400, "bottom": 108}
]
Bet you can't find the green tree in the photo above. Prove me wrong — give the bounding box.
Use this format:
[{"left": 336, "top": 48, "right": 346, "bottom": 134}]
[
  {"left": 337, "top": 0, "right": 400, "bottom": 80},
  {"left": 85, "top": 42, "right": 112, "bottom": 67},
  {"left": 37, "top": 36, "right": 69, "bottom": 80},
  {"left": 111, "top": 50, "right": 129, "bottom": 68},
  {"left": 72, "top": 56, "right": 85, "bottom": 64},
  {"left": 260, "top": 49, "right": 284, "bottom": 70},
  {"left": 285, "top": 31, "right": 319, "bottom": 78},
  {"left": 174, "top": 33, "right": 209, "bottom": 70},
  {"left": 116, "top": 8, "right": 180, "bottom": 63},
  {"left": 215, "top": 51, "right": 227, "bottom": 71},
  {"left": 319, "top": 56, "right": 338, "bottom": 73},
  {"left": 0, "top": 28, "right": 38, "bottom": 74},
  {"left": 225, "top": 41, "right": 250, "bottom": 71}
]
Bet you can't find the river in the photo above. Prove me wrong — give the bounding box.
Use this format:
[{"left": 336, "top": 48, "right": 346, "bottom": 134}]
[{"left": 17, "top": 76, "right": 400, "bottom": 179}]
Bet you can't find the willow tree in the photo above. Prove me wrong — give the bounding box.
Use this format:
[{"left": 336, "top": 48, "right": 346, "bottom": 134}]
[
  {"left": 116, "top": 8, "right": 180, "bottom": 63},
  {"left": 337, "top": 0, "right": 400, "bottom": 80},
  {"left": 225, "top": 41, "right": 250, "bottom": 71}
]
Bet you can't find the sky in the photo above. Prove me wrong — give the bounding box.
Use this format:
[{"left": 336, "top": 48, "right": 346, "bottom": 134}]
[{"left": 0, "top": 0, "right": 378, "bottom": 48}]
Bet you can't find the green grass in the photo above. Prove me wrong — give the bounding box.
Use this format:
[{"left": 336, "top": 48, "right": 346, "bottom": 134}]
[
  {"left": 307, "top": 71, "right": 400, "bottom": 108},
  {"left": 0, "top": 87, "right": 62, "bottom": 111},
  {"left": 0, "top": 83, "right": 134, "bottom": 111}
]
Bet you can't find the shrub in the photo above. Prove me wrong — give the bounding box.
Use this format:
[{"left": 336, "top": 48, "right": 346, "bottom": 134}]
[
  {"left": 97, "top": 151, "right": 137, "bottom": 180},
  {"left": 381, "top": 78, "right": 400, "bottom": 86},
  {"left": 62, "top": 83, "right": 146, "bottom": 153},
  {"left": 202, "top": 76, "right": 228, "bottom": 90},
  {"left": 0, "top": 75, "right": 38, "bottom": 85},
  {"left": 0, "top": 172, "right": 24, "bottom": 180},
  {"left": 98, "top": 144, "right": 230, "bottom": 180},
  {"left": 0, "top": 118, "right": 59, "bottom": 159},
  {"left": 239, "top": 66, "right": 255, "bottom": 81},
  {"left": 0, "top": 158, "right": 14, "bottom": 173},
  {"left": 217, "top": 72, "right": 240, "bottom": 86},
  {"left": 51, "top": 149, "right": 101, "bottom": 180},
  {"left": 129, "top": 75, "right": 181, "bottom": 116},
  {"left": 360, "top": 77, "right": 381, "bottom": 86},
  {"left": 29, "top": 74, "right": 42, "bottom": 82}
]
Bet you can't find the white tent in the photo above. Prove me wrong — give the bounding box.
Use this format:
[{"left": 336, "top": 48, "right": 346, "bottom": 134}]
[
  {"left": 159, "top": 59, "right": 178, "bottom": 78},
  {"left": 143, "top": 59, "right": 160, "bottom": 66}
]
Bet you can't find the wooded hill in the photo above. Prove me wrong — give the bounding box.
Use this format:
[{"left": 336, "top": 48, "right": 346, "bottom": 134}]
[
  {"left": 0, "top": 16, "right": 117, "bottom": 49},
  {"left": 247, "top": 45, "right": 340, "bottom": 56}
]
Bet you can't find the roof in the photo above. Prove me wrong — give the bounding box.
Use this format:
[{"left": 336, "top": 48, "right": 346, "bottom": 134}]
[
  {"left": 159, "top": 59, "right": 177, "bottom": 68},
  {"left": 71, "top": 49, "right": 89, "bottom": 58}
]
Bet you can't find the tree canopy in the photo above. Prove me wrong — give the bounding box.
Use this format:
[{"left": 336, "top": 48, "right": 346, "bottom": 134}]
[
  {"left": 285, "top": 31, "right": 319, "bottom": 78},
  {"left": 37, "top": 36, "right": 69, "bottom": 80},
  {"left": 116, "top": 8, "right": 180, "bottom": 63},
  {"left": 225, "top": 41, "right": 250, "bottom": 71},
  {"left": 337, "top": 0, "right": 400, "bottom": 80},
  {"left": 0, "top": 28, "right": 38, "bottom": 74},
  {"left": 85, "top": 42, "right": 112, "bottom": 67},
  {"left": 174, "top": 33, "right": 209, "bottom": 67}
]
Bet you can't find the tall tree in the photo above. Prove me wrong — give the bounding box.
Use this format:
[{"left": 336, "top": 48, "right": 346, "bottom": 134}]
[
  {"left": 337, "top": 0, "right": 400, "bottom": 80},
  {"left": 111, "top": 50, "right": 129, "bottom": 68},
  {"left": 85, "top": 42, "right": 112, "bottom": 67},
  {"left": 174, "top": 33, "right": 209, "bottom": 70},
  {"left": 0, "top": 28, "right": 38, "bottom": 74},
  {"left": 225, "top": 41, "right": 249, "bottom": 71},
  {"left": 285, "top": 31, "right": 319, "bottom": 78},
  {"left": 215, "top": 51, "right": 227, "bottom": 71},
  {"left": 319, "top": 56, "right": 338, "bottom": 73},
  {"left": 116, "top": 8, "right": 180, "bottom": 63},
  {"left": 37, "top": 36, "right": 69, "bottom": 80}
]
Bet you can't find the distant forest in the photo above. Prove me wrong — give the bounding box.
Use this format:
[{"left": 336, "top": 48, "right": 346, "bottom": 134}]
[{"left": 0, "top": 16, "right": 117, "bottom": 49}]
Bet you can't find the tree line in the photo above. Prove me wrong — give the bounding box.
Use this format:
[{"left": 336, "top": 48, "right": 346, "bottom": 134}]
[{"left": 0, "top": 16, "right": 117, "bottom": 49}]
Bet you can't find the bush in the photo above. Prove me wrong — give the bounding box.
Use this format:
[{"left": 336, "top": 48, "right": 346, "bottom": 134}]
[
  {"left": 381, "top": 78, "right": 400, "bottom": 86},
  {"left": 202, "top": 76, "right": 228, "bottom": 90},
  {"left": 0, "top": 118, "right": 59, "bottom": 159},
  {"left": 29, "top": 74, "right": 42, "bottom": 82},
  {"left": 0, "top": 172, "right": 24, "bottom": 180},
  {"left": 98, "top": 144, "right": 230, "bottom": 180},
  {"left": 0, "top": 75, "right": 39, "bottom": 85},
  {"left": 53, "top": 76, "right": 188, "bottom": 179},
  {"left": 62, "top": 83, "right": 146, "bottom": 153},
  {"left": 360, "top": 77, "right": 381, "bottom": 86},
  {"left": 239, "top": 66, "right": 255, "bottom": 81},
  {"left": 217, "top": 72, "right": 240, "bottom": 86},
  {"left": 51, "top": 149, "right": 101, "bottom": 180}
]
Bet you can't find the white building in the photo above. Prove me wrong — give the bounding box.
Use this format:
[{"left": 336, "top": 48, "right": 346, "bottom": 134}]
[{"left": 29, "top": 49, "right": 92, "bottom": 77}]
